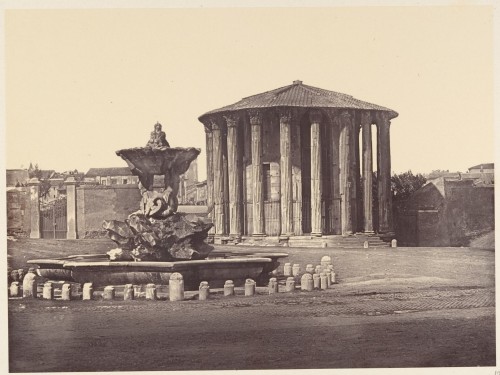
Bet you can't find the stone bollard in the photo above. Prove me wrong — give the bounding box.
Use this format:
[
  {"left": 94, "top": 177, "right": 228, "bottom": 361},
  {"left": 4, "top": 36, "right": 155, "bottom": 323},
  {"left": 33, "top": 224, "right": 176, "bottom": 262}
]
[
  {"left": 123, "top": 284, "right": 135, "bottom": 301},
  {"left": 9, "top": 282, "right": 20, "bottom": 297},
  {"left": 325, "top": 270, "right": 332, "bottom": 288},
  {"left": 199, "top": 281, "right": 210, "bottom": 301},
  {"left": 315, "top": 265, "right": 323, "bottom": 274},
  {"left": 145, "top": 284, "right": 157, "bottom": 300},
  {"left": 61, "top": 284, "right": 72, "bottom": 301},
  {"left": 320, "top": 255, "right": 332, "bottom": 268},
  {"left": 169, "top": 273, "right": 185, "bottom": 301},
  {"left": 391, "top": 239, "right": 397, "bottom": 248},
  {"left": 82, "top": 283, "right": 94, "bottom": 300},
  {"left": 300, "top": 273, "right": 313, "bottom": 291},
  {"left": 283, "top": 263, "right": 292, "bottom": 277},
  {"left": 103, "top": 286, "right": 115, "bottom": 300},
  {"left": 305, "top": 264, "right": 315, "bottom": 274},
  {"left": 292, "top": 264, "right": 300, "bottom": 277},
  {"left": 320, "top": 272, "right": 328, "bottom": 290},
  {"left": 244, "top": 279, "right": 256, "bottom": 296},
  {"left": 224, "top": 280, "right": 235, "bottom": 296},
  {"left": 285, "top": 277, "right": 296, "bottom": 292},
  {"left": 363, "top": 241, "right": 369, "bottom": 249},
  {"left": 17, "top": 269, "right": 25, "bottom": 281},
  {"left": 70, "top": 283, "right": 81, "bottom": 299},
  {"left": 268, "top": 277, "right": 279, "bottom": 294},
  {"left": 10, "top": 270, "right": 19, "bottom": 282},
  {"left": 43, "top": 282, "right": 54, "bottom": 300},
  {"left": 22, "top": 268, "right": 38, "bottom": 299},
  {"left": 313, "top": 273, "right": 321, "bottom": 289},
  {"left": 331, "top": 271, "right": 337, "bottom": 284}
]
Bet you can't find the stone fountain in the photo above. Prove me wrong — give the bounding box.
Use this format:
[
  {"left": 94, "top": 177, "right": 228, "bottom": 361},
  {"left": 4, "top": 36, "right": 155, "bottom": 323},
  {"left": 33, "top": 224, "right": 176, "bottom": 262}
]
[{"left": 28, "top": 123, "right": 287, "bottom": 290}]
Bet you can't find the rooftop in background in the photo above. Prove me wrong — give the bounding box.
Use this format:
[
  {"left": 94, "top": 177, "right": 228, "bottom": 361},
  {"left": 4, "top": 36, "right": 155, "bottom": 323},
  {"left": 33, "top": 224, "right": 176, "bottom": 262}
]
[
  {"left": 468, "top": 163, "right": 494, "bottom": 172},
  {"left": 85, "top": 167, "right": 133, "bottom": 177},
  {"left": 6, "top": 169, "right": 29, "bottom": 187},
  {"left": 199, "top": 80, "right": 398, "bottom": 122}
]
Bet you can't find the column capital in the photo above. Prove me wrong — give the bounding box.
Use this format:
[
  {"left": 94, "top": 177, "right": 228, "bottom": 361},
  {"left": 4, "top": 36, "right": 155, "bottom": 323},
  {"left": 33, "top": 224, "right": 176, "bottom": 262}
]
[
  {"left": 248, "top": 109, "right": 263, "bottom": 125},
  {"left": 340, "top": 110, "right": 351, "bottom": 119},
  {"left": 278, "top": 108, "right": 292, "bottom": 123},
  {"left": 201, "top": 120, "right": 212, "bottom": 133},
  {"left": 375, "top": 111, "right": 391, "bottom": 126},
  {"left": 309, "top": 109, "right": 322, "bottom": 124},
  {"left": 223, "top": 113, "right": 240, "bottom": 127},
  {"left": 209, "top": 117, "right": 222, "bottom": 131},
  {"left": 360, "top": 111, "right": 372, "bottom": 125}
]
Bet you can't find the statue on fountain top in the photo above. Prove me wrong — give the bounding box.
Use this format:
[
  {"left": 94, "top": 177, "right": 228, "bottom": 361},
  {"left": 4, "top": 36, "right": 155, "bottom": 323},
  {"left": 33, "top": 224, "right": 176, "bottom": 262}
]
[{"left": 146, "top": 122, "right": 170, "bottom": 150}]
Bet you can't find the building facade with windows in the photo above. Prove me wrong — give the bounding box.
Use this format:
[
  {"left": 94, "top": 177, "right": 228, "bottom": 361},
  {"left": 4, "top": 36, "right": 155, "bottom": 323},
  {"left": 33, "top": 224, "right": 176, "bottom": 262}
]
[{"left": 199, "top": 80, "right": 398, "bottom": 240}]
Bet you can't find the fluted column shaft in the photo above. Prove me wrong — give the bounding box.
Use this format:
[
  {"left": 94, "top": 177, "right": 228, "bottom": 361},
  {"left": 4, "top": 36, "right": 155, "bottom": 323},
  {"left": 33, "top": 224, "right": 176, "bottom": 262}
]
[
  {"left": 249, "top": 110, "right": 265, "bottom": 236},
  {"left": 339, "top": 111, "right": 353, "bottom": 235},
  {"left": 225, "top": 114, "right": 242, "bottom": 238},
  {"left": 376, "top": 113, "right": 394, "bottom": 234},
  {"left": 204, "top": 126, "right": 215, "bottom": 235},
  {"left": 361, "top": 112, "right": 374, "bottom": 233},
  {"left": 279, "top": 110, "right": 294, "bottom": 236},
  {"left": 310, "top": 110, "right": 322, "bottom": 236},
  {"left": 211, "top": 119, "right": 225, "bottom": 236}
]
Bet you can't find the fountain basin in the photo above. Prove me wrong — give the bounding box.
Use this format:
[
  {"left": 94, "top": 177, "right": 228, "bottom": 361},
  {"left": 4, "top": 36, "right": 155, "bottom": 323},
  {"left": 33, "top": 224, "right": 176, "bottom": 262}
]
[{"left": 28, "top": 252, "right": 288, "bottom": 290}]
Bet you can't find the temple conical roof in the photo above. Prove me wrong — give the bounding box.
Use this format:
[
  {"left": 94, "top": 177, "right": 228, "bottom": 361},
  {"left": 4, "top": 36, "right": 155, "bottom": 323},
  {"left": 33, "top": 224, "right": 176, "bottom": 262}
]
[{"left": 199, "top": 80, "right": 398, "bottom": 121}]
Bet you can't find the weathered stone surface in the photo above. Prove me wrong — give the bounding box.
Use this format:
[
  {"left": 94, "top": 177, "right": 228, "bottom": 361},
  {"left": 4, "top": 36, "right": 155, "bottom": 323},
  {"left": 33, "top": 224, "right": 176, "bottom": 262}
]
[{"left": 103, "top": 212, "right": 213, "bottom": 261}]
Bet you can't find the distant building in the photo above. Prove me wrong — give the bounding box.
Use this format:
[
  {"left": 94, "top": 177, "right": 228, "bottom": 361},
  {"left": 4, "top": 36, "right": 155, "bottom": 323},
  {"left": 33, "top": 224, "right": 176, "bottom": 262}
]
[
  {"left": 468, "top": 163, "right": 494, "bottom": 174},
  {"left": 84, "top": 167, "right": 139, "bottom": 185},
  {"left": 6, "top": 169, "right": 29, "bottom": 187}
]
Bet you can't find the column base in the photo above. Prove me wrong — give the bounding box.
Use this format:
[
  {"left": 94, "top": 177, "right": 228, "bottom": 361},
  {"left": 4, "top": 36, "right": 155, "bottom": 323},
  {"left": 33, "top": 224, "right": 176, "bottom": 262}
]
[
  {"left": 252, "top": 233, "right": 266, "bottom": 237},
  {"left": 67, "top": 232, "right": 78, "bottom": 240},
  {"left": 311, "top": 232, "right": 322, "bottom": 237}
]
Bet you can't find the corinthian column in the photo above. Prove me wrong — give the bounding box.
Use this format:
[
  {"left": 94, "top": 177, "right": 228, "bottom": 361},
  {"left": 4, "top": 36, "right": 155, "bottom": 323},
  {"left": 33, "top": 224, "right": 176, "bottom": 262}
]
[
  {"left": 211, "top": 118, "right": 225, "bottom": 236},
  {"left": 204, "top": 123, "right": 215, "bottom": 235},
  {"left": 339, "top": 111, "right": 353, "bottom": 235},
  {"left": 361, "top": 111, "right": 374, "bottom": 233},
  {"left": 224, "top": 113, "right": 242, "bottom": 239},
  {"left": 249, "top": 110, "right": 265, "bottom": 236},
  {"left": 310, "top": 110, "right": 322, "bottom": 236},
  {"left": 279, "top": 109, "right": 293, "bottom": 236},
  {"left": 376, "top": 112, "right": 394, "bottom": 234}
]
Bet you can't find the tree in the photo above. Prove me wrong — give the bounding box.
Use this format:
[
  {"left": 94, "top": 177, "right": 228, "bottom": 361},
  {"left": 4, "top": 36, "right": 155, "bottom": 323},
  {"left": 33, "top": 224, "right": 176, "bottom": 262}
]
[{"left": 391, "top": 171, "right": 427, "bottom": 202}]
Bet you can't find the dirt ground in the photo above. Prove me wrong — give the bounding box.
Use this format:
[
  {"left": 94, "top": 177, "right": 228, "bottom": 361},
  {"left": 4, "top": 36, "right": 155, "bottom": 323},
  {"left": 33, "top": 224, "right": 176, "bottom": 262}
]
[{"left": 7, "top": 238, "right": 496, "bottom": 372}]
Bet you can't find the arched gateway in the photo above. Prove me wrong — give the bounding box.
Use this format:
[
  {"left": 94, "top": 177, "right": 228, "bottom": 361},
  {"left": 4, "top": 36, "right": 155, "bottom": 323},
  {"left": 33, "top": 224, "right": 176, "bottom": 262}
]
[{"left": 199, "top": 80, "right": 398, "bottom": 242}]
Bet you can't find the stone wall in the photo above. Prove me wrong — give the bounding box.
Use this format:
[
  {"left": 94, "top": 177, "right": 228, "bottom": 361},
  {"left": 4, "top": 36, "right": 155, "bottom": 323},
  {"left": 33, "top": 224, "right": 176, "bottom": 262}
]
[
  {"left": 395, "top": 179, "right": 494, "bottom": 247},
  {"left": 7, "top": 188, "right": 31, "bottom": 235},
  {"left": 76, "top": 185, "right": 141, "bottom": 238}
]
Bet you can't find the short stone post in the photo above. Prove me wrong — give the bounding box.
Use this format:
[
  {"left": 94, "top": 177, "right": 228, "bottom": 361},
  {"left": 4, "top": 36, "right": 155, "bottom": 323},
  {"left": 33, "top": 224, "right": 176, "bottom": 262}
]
[
  {"left": 305, "top": 264, "right": 315, "bottom": 273},
  {"left": 9, "top": 282, "right": 20, "bottom": 297},
  {"left": 123, "top": 284, "right": 134, "bottom": 300},
  {"left": 10, "top": 270, "right": 19, "bottom": 282},
  {"left": 391, "top": 239, "right": 397, "bottom": 248},
  {"left": 70, "top": 283, "right": 81, "bottom": 298},
  {"left": 61, "top": 283, "right": 72, "bottom": 301},
  {"left": 292, "top": 264, "right": 300, "bottom": 277},
  {"left": 224, "top": 280, "right": 235, "bottom": 296},
  {"left": 22, "top": 268, "right": 38, "bottom": 298},
  {"left": 320, "top": 272, "right": 328, "bottom": 290},
  {"left": 268, "top": 277, "right": 278, "bottom": 294},
  {"left": 300, "top": 273, "right": 313, "bottom": 291},
  {"left": 283, "top": 263, "right": 292, "bottom": 276},
  {"left": 313, "top": 273, "right": 321, "bottom": 289},
  {"left": 244, "top": 279, "right": 256, "bottom": 296},
  {"left": 82, "top": 283, "right": 94, "bottom": 300},
  {"left": 169, "top": 273, "right": 185, "bottom": 301},
  {"left": 321, "top": 256, "right": 331, "bottom": 267},
  {"left": 145, "top": 284, "right": 157, "bottom": 300},
  {"left": 17, "top": 269, "right": 25, "bottom": 281},
  {"left": 285, "top": 277, "right": 295, "bottom": 292},
  {"left": 322, "top": 242, "right": 328, "bottom": 248},
  {"left": 43, "top": 282, "right": 54, "bottom": 300},
  {"left": 199, "top": 281, "right": 210, "bottom": 301},
  {"left": 103, "top": 286, "right": 115, "bottom": 300},
  {"left": 331, "top": 270, "right": 337, "bottom": 284},
  {"left": 315, "top": 265, "right": 322, "bottom": 274},
  {"left": 363, "top": 241, "right": 369, "bottom": 249},
  {"left": 325, "top": 270, "right": 332, "bottom": 288}
]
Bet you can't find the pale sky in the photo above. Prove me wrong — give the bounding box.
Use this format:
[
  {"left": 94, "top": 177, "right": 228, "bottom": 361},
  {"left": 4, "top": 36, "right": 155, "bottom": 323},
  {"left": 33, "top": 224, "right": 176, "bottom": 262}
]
[{"left": 4, "top": 5, "right": 495, "bottom": 180}]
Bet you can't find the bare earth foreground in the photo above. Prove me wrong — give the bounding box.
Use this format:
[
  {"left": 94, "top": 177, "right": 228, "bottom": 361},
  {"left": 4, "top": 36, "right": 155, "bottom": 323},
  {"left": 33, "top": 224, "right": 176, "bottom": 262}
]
[{"left": 7, "top": 239, "right": 495, "bottom": 372}]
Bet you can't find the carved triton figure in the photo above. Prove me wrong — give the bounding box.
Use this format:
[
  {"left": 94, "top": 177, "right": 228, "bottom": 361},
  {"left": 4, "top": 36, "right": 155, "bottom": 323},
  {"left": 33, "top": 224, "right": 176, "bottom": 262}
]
[{"left": 146, "top": 122, "right": 170, "bottom": 150}]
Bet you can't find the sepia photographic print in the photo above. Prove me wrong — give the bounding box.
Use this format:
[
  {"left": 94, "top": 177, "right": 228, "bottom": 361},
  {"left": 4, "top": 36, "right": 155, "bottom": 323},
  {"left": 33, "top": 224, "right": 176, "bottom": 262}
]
[{"left": 2, "top": 1, "right": 497, "bottom": 374}]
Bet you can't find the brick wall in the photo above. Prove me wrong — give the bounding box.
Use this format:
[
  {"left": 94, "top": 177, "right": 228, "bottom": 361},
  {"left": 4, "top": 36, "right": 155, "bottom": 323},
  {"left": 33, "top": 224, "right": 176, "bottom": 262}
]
[
  {"left": 76, "top": 185, "right": 141, "bottom": 238},
  {"left": 7, "top": 188, "right": 30, "bottom": 235}
]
